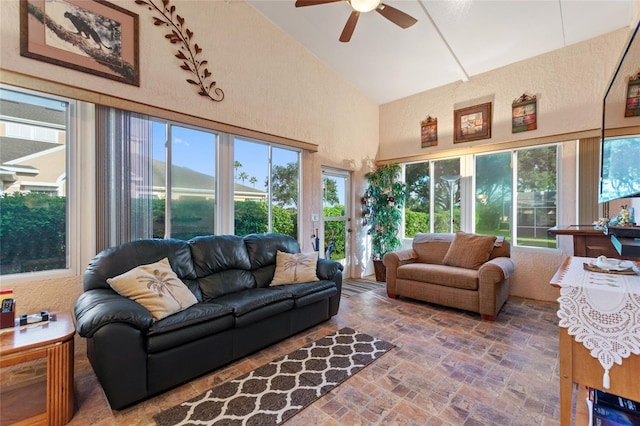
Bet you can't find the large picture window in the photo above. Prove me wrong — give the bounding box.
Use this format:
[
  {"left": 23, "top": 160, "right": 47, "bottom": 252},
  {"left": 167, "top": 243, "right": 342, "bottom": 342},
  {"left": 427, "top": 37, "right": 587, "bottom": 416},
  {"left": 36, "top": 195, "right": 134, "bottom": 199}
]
[
  {"left": 0, "top": 88, "right": 71, "bottom": 275},
  {"left": 233, "top": 138, "right": 300, "bottom": 238},
  {"left": 403, "top": 144, "right": 559, "bottom": 249}
]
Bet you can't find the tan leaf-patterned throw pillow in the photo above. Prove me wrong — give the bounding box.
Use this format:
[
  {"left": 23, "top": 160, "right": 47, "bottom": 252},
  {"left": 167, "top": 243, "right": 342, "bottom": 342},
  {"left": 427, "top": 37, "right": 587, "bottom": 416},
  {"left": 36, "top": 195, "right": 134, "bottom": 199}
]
[
  {"left": 270, "top": 250, "right": 319, "bottom": 286},
  {"left": 442, "top": 231, "right": 497, "bottom": 270},
  {"left": 107, "top": 258, "right": 198, "bottom": 321}
]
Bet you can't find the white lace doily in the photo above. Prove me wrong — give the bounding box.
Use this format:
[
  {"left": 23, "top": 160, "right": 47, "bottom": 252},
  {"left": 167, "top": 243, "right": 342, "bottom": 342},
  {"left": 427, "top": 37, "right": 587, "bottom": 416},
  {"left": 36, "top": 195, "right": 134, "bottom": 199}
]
[{"left": 555, "top": 257, "right": 640, "bottom": 389}]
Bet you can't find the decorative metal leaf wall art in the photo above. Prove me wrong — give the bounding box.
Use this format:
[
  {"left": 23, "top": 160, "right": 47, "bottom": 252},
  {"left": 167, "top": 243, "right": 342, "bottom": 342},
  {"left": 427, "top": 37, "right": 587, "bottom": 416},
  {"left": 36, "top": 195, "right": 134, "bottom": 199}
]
[{"left": 135, "top": 0, "right": 224, "bottom": 102}]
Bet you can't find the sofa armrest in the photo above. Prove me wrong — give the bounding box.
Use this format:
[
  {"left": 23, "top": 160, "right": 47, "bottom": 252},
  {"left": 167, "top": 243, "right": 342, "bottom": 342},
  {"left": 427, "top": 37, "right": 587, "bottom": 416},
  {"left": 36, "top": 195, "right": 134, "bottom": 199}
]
[
  {"left": 478, "top": 257, "right": 515, "bottom": 284},
  {"left": 74, "top": 288, "right": 154, "bottom": 338},
  {"left": 316, "top": 258, "right": 343, "bottom": 281},
  {"left": 382, "top": 249, "right": 418, "bottom": 296}
]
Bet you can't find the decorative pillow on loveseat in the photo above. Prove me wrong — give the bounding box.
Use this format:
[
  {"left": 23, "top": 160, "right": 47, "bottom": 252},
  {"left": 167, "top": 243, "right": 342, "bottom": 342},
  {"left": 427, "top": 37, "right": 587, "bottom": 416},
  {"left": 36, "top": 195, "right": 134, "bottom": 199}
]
[
  {"left": 107, "top": 258, "right": 198, "bottom": 320},
  {"left": 442, "top": 231, "right": 497, "bottom": 270},
  {"left": 270, "top": 250, "right": 319, "bottom": 286}
]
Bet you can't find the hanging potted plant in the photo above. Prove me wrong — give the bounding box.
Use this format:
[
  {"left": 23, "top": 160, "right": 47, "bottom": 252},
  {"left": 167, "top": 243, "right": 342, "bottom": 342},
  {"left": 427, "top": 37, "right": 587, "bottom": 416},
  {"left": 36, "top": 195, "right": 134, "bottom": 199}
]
[{"left": 362, "top": 163, "right": 407, "bottom": 281}]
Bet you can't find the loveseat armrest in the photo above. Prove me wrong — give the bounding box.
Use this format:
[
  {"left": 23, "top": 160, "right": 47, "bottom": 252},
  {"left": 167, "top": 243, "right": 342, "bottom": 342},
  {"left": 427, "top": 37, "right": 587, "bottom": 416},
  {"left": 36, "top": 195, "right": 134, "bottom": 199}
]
[
  {"left": 478, "top": 257, "right": 515, "bottom": 284},
  {"left": 74, "top": 288, "right": 154, "bottom": 337},
  {"left": 316, "top": 258, "right": 343, "bottom": 281},
  {"left": 383, "top": 249, "right": 418, "bottom": 297}
]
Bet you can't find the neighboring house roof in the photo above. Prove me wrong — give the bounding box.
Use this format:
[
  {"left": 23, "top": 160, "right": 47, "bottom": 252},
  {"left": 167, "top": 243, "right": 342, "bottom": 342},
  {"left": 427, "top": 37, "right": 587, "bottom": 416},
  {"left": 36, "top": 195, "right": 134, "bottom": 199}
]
[
  {"left": 0, "top": 99, "right": 66, "bottom": 127},
  {"left": 0, "top": 137, "right": 57, "bottom": 167},
  {"left": 151, "top": 160, "right": 266, "bottom": 196}
]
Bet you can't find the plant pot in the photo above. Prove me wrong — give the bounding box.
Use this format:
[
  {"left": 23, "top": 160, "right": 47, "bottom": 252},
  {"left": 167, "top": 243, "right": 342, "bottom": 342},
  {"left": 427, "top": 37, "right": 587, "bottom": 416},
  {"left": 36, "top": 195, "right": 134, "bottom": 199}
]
[{"left": 373, "top": 259, "right": 386, "bottom": 282}]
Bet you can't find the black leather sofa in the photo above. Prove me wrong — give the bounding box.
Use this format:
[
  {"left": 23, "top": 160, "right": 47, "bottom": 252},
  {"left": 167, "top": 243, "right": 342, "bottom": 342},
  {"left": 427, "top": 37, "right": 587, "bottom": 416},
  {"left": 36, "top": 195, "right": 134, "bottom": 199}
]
[{"left": 74, "top": 233, "right": 343, "bottom": 409}]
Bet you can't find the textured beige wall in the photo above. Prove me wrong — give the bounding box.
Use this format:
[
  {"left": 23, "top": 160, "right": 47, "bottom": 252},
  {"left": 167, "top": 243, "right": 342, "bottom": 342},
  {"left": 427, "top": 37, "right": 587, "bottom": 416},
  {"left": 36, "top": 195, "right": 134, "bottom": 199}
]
[
  {"left": 379, "top": 28, "right": 634, "bottom": 160},
  {"left": 378, "top": 27, "right": 638, "bottom": 302},
  {"left": 0, "top": 0, "right": 378, "bottom": 314}
]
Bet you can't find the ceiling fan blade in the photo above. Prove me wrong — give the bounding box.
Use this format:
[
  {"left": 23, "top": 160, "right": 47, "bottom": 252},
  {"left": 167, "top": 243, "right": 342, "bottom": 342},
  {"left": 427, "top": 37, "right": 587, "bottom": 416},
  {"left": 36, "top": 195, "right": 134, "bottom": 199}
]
[
  {"left": 295, "top": 0, "right": 342, "bottom": 7},
  {"left": 376, "top": 3, "right": 417, "bottom": 29},
  {"left": 339, "top": 11, "right": 359, "bottom": 42}
]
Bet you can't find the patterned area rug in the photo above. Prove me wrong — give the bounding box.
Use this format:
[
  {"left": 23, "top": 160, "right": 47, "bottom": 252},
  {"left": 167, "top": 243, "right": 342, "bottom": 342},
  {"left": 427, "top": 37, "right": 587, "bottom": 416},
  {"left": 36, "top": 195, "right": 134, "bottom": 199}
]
[{"left": 154, "top": 327, "right": 394, "bottom": 426}]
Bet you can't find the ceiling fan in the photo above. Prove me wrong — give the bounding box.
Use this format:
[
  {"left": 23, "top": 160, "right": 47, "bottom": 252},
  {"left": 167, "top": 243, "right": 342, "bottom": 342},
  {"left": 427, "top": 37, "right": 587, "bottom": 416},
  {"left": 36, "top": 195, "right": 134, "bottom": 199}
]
[{"left": 295, "top": 0, "right": 418, "bottom": 43}]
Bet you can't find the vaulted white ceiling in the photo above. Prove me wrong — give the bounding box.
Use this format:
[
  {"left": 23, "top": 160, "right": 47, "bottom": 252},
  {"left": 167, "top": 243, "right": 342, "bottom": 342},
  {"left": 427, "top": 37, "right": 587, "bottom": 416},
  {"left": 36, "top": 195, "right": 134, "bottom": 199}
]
[{"left": 247, "top": 0, "right": 636, "bottom": 104}]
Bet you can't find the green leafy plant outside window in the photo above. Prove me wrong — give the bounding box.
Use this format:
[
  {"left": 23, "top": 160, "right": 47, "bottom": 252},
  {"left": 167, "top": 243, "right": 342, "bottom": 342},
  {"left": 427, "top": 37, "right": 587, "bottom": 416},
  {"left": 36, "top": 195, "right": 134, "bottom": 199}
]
[{"left": 363, "top": 164, "right": 407, "bottom": 260}]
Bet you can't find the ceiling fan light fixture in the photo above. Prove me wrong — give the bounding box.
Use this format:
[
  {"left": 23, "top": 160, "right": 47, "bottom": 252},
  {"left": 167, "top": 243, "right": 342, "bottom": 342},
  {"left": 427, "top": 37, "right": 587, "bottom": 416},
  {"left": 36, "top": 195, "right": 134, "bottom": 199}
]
[{"left": 349, "top": 0, "right": 380, "bottom": 13}]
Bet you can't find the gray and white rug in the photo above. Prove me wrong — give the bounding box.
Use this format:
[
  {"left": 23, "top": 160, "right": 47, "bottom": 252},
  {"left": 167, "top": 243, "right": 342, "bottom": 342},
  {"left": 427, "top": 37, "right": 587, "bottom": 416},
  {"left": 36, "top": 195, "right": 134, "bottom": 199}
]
[{"left": 154, "top": 327, "right": 394, "bottom": 426}]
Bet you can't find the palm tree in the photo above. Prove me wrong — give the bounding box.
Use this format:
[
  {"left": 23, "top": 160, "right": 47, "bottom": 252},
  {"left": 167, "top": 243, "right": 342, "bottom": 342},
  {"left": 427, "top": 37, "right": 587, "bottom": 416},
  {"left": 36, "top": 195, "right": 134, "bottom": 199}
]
[
  {"left": 234, "top": 161, "right": 242, "bottom": 180},
  {"left": 249, "top": 176, "right": 258, "bottom": 187},
  {"left": 283, "top": 255, "right": 314, "bottom": 282},
  {"left": 139, "top": 268, "right": 185, "bottom": 308}
]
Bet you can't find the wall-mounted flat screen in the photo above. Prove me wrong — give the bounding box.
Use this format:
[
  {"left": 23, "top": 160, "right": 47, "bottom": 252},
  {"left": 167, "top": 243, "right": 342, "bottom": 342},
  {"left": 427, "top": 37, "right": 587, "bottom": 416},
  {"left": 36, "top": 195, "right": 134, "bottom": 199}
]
[{"left": 599, "top": 136, "right": 640, "bottom": 203}]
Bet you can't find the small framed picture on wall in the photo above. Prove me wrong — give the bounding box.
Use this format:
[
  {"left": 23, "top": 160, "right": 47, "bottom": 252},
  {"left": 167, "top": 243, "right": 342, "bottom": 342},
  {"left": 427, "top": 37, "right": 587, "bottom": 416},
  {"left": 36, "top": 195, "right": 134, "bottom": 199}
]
[
  {"left": 454, "top": 102, "right": 492, "bottom": 143},
  {"left": 625, "top": 72, "right": 640, "bottom": 117},
  {"left": 512, "top": 93, "right": 537, "bottom": 133},
  {"left": 420, "top": 116, "right": 437, "bottom": 147}
]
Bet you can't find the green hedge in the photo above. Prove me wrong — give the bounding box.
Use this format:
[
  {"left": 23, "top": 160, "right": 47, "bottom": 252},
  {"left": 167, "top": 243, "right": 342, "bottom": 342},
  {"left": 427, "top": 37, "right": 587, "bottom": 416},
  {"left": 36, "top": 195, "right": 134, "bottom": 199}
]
[{"left": 0, "top": 193, "right": 66, "bottom": 274}]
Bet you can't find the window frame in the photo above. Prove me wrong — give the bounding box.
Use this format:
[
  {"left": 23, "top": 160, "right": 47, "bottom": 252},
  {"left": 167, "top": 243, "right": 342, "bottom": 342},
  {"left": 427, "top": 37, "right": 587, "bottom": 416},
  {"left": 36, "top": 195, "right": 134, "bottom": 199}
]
[
  {"left": 401, "top": 142, "right": 564, "bottom": 251},
  {"left": 0, "top": 85, "right": 92, "bottom": 284}
]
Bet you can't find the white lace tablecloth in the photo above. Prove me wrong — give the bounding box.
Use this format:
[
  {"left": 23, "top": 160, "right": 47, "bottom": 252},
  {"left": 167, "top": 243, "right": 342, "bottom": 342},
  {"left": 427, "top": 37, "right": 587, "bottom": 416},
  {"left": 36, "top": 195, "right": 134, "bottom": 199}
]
[{"left": 552, "top": 256, "right": 640, "bottom": 389}]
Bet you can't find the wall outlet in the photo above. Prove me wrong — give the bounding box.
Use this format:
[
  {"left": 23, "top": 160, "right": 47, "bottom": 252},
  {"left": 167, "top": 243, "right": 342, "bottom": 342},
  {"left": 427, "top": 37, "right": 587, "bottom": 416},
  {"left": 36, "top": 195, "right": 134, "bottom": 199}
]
[{"left": 311, "top": 214, "right": 319, "bottom": 222}]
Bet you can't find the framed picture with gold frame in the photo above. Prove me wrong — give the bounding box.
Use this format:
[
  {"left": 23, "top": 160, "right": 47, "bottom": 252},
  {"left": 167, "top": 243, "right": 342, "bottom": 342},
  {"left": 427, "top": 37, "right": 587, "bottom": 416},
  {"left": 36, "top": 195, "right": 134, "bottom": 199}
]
[
  {"left": 420, "top": 116, "right": 437, "bottom": 147},
  {"left": 20, "top": 0, "right": 139, "bottom": 86},
  {"left": 454, "top": 102, "right": 492, "bottom": 143}
]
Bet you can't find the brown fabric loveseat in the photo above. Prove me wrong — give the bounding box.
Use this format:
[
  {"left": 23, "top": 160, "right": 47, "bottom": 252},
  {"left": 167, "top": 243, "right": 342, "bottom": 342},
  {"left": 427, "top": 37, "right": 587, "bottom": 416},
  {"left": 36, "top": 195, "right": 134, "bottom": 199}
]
[{"left": 383, "top": 231, "right": 514, "bottom": 320}]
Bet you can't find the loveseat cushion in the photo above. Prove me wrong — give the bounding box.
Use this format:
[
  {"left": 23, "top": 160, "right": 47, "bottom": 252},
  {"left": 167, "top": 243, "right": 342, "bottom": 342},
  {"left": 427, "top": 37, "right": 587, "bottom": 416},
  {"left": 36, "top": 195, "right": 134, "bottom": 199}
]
[
  {"left": 412, "top": 233, "right": 453, "bottom": 264},
  {"left": 397, "top": 263, "right": 479, "bottom": 290},
  {"left": 443, "top": 231, "right": 496, "bottom": 270},
  {"left": 146, "top": 303, "right": 234, "bottom": 353}
]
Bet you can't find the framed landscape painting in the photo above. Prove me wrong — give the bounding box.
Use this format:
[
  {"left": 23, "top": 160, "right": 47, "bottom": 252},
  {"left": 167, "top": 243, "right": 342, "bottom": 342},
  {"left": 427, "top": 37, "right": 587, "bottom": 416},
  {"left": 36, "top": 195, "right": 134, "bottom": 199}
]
[
  {"left": 454, "top": 102, "right": 492, "bottom": 143},
  {"left": 20, "top": 0, "right": 139, "bottom": 86}
]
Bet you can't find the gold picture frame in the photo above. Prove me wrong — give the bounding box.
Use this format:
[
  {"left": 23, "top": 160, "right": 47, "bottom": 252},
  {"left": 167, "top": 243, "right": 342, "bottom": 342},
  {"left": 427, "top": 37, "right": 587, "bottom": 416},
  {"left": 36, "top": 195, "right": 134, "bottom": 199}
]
[
  {"left": 20, "top": 0, "right": 140, "bottom": 86},
  {"left": 454, "top": 102, "right": 492, "bottom": 143}
]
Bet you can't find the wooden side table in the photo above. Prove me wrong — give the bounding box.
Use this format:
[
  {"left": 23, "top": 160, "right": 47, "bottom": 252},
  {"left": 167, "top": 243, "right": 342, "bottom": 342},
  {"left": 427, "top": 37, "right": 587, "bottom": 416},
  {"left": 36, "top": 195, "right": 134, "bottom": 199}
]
[
  {"left": 550, "top": 257, "right": 640, "bottom": 426},
  {"left": 0, "top": 313, "right": 75, "bottom": 426}
]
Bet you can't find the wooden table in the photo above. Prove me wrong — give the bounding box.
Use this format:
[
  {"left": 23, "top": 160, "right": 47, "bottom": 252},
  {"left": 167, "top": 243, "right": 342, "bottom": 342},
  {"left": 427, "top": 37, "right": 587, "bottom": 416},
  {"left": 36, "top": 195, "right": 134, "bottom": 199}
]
[
  {"left": 0, "top": 313, "right": 75, "bottom": 426},
  {"left": 548, "top": 225, "right": 623, "bottom": 258},
  {"left": 550, "top": 257, "right": 640, "bottom": 426}
]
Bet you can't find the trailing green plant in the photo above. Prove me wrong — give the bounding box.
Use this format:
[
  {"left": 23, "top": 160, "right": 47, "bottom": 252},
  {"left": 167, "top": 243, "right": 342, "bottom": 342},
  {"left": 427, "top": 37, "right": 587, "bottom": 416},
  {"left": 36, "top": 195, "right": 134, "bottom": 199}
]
[{"left": 363, "top": 164, "right": 407, "bottom": 260}]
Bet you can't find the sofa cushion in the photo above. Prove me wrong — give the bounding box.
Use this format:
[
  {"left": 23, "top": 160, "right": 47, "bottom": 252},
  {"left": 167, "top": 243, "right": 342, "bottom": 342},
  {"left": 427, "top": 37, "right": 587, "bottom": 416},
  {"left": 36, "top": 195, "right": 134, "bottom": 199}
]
[
  {"left": 270, "top": 251, "right": 319, "bottom": 285},
  {"left": 147, "top": 303, "right": 235, "bottom": 353},
  {"left": 275, "top": 280, "right": 337, "bottom": 307},
  {"left": 443, "top": 231, "right": 497, "bottom": 270},
  {"left": 198, "top": 270, "right": 257, "bottom": 301},
  {"left": 107, "top": 258, "right": 198, "bottom": 321},
  {"left": 412, "top": 233, "right": 454, "bottom": 264},
  {"left": 214, "top": 288, "right": 295, "bottom": 327},
  {"left": 397, "top": 263, "right": 479, "bottom": 290},
  {"left": 84, "top": 238, "right": 196, "bottom": 292},
  {"left": 190, "top": 235, "right": 252, "bottom": 277},
  {"left": 244, "top": 233, "right": 301, "bottom": 271},
  {"left": 214, "top": 287, "right": 292, "bottom": 316}
]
